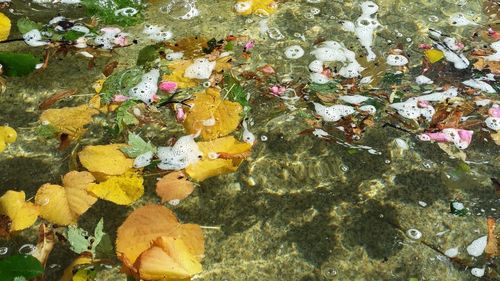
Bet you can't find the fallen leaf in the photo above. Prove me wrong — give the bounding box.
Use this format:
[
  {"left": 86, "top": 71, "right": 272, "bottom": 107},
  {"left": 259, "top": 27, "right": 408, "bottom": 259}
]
[
  {"left": 473, "top": 58, "right": 500, "bottom": 75},
  {"left": 162, "top": 60, "right": 198, "bottom": 89},
  {"left": 78, "top": 144, "right": 133, "bottom": 177},
  {"left": 0, "top": 215, "right": 11, "bottom": 237},
  {"left": 485, "top": 217, "right": 497, "bottom": 258},
  {"left": 424, "top": 49, "right": 444, "bottom": 64},
  {"left": 0, "top": 12, "right": 11, "bottom": 42},
  {"left": 32, "top": 224, "right": 55, "bottom": 280},
  {"left": 235, "top": 0, "right": 277, "bottom": 16},
  {"left": 185, "top": 136, "right": 252, "bottom": 181},
  {"left": 116, "top": 205, "right": 204, "bottom": 267},
  {"left": 38, "top": 89, "right": 78, "bottom": 110},
  {"left": 165, "top": 37, "right": 208, "bottom": 58},
  {"left": 0, "top": 190, "right": 39, "bottom": 231},
  {"left": 0, "top": 125, "right": 17, "bottom": 153},
  {"left": 59, "top": 253, "right": 93, "bottom": 281},
  {"left": 184, "top": 88, "right": 242, "bottom": 140},
  {"left": 39, "top": 104, "right": 99, "bottom": 138},
  {"left": 135, "top": 236, "right": 202, "bottom": 280},
  {"left": 87, "top": 171, "right": 144, "bottom": 205},
  {"left": 492, "top": 131, "right": 500, "bottom": 145},
  {"left": 156, "top": 171, "right": 194, "bottom": 203},
  {"left": 35, "top": 171, "right": 97, "bottom": 225}
]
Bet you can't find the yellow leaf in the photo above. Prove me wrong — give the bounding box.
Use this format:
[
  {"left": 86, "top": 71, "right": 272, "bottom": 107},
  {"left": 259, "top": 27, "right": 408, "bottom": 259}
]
[
  {"left": 0, "top": 12, "right": 11, "bottom": 42},
  {"left": 424, "top": 49, "right": 444, "bottom": 64},
  {"left": 0, "top": 125, "right": 16, "bottom": 153},
  {"left": 156, "top": 171, "right": 194, "bottom": 203},
  {"left": 162, "top": 60, "right": 198, "bottom": 89},
  {"left": 87, "top": 171, "right": 144, "bottom": 205},
  {"left": 0, "top": 190, "right": 39, "bottom": 231},
  {"left": 59, "top": 254, "right": 93, "bottom": 281},
  {"left": 35, "top": 171, "right": 97, "bottom": 225},
  {"left": 39, "top": 104, "right": 99, "bottom": 138},
  {"left": 78, "top": 144, "right": 133, "bottom": 176},
  {"left": 214, "top": 56, "right": 233, "bottom": 72},
  {"left": 136, "top": 236, "right": 202, "bottom": 280},
  {"left": 235, "top": 0, "right": 277, "bottom": 16},
  {"left": 185, "top": 136, "right": 251, "bottom": 181},
  {"left": 492, "top": 132, "right": 500, "bottom": 145},
  {"left": 184, "top": 88, "right": 242, "bottom": 140},
  {"left": 116, "top": 205, "right": 204, "bottom": 266}
]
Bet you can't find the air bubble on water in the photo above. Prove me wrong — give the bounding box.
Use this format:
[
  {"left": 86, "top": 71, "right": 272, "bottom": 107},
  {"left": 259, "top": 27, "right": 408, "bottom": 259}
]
[
  {"left": 0, "top": 247, "right": 8, "bottom": 255},
  {"left": 18, "top": 244, "right": 36, "bottom": 255},
  {"left": 428, "top": 15, "right": 439, "bottom": 22},
  {"left": 384, "top": 159, "right": 391, "bottom": 164},
  {"left": 422, "top": 160, "right": 433, "bottom": 169},
  {"left": 340, "top": 165, "right": 349, "bottom": 172},
  {"left": 260, "top": 135, "right": 268, "bottom": 142},
  {"left": 169, "top": 199, "right": 180, "bottom": 206}
]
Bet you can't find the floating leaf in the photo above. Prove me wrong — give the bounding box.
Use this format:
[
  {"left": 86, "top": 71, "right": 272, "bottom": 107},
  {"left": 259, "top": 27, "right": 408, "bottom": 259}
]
[
  {"left": 0, "top": 255, "right": 43, "bottom": 280},
  {"left": 0, "top": 12, "right": 11, "bottom": 41},
  {"left": 424, "top": 49, "right": 444, "bottom": 64},
  {"left": 492, "top": 132, "right": 500, "bottom": 146},
  {"left": 0, "top": 52, "right": 39, "bottom": 77},
  {"left": 184, "top": 88, "right": 242, "bottom": 140},
  {"left": 156, "top": 171, "right": 194, "bottom": 203},
  {"left": 116, "top": 205, "right": 204, "bottom": 267},
  {"left": 185, "top": 136, "right": 252, "bottom": 181},
  {"left": 67, "top": 218, "right": 105, "bottom": 256},
  {"left": 79, "top": 144, "right": 133, "bottom": 176},
  {"left": 59, "top": 254, "right": 93, "bottom": 281},
  {"left": 121, "top": 132, "right": 156, "bottom": 158},
  {"left": 81, "top": 0, "right": 145, "bottom": 26},
  {"left": 0, "top": 125, "right": 17, "bottom": 153},
  {"left": 165, "top": 37, "right": 208, "bottom": 59},
  {"left": 16, "top": 17, "right": 41, "bottom": 34},
  {"left": 0, "top": 190, "right": 39, "bottom": 231},
  {"left": 223, "top": 74, "right": 249, "bottom": 110},
  {"left": 87, "top": 171, "right": 144, "bottom": 205},
  {"left": 32, "top": 224, "right": 55, "bottom": 270},
  {"left": 100, "top": 67, "right": 143, "bottom": 104},
  {"left": 39, "top": 105, "right": 99, "bottom": 138},
  {"left": 162, "top": 60, "right": 198, "bottom": 89},
  {"left": 235, "top": 0, "right": 277, "bottom": 16},
  {"left": 136, "top": 236, "right": 202, "bottom": 280},
  {"left": 35, "top": 171, "right": 97, "bottom": 226},
  {"left": 115, "top": 100, "right": 139, "bottom": 133}
]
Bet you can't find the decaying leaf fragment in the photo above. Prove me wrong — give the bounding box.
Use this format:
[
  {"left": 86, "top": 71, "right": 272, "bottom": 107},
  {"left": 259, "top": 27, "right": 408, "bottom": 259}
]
[
  {"left": 116, "top": 204, "right": 204, "bottom": 280},
  {"left": 39, "top": 104, "right": 99, "bottom": 138},
  {"left": 0, "top": 190, "right": 39, "bottom": 231},
  {"left": 485, "top": 217, "right": 498, "bottom": 258},
  {"left": 185, "top": 136, "right": 252, "bottom": 181},
  {"left": 183, "top": 88, "right": 242, "bottom": 140},
  {"left": 32, "top": 224, "right": 56, "bottom": 275},
  {"left": 35, "top": 171, "right": 97, "bottom": 225}
]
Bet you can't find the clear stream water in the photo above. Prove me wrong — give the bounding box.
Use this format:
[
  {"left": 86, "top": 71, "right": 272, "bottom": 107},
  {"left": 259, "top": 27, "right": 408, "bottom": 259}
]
[{"left": 0, "top": 0, "right": 499, "bottom": 280}]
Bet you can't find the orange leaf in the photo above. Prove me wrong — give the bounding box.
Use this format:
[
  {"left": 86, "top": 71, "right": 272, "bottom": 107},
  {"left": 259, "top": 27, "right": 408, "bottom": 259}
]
[{"left": 156, "top": 171, "right": 194, "bottom": 203}]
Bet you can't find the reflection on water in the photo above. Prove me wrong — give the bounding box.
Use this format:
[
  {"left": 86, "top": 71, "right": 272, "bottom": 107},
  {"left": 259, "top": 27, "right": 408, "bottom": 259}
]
[{"left": 0, "top": 0, "right": 499, "bottom": 280}]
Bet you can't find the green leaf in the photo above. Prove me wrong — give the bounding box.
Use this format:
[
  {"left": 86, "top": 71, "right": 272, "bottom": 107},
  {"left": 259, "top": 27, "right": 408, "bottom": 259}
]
[
  {"left": 223, "top": 74, "right": 250, "bottom": 112},
  {"left": 62, "top": 30, "right": 85, "bottom": 41},
  {"left": 120, "top": 132, "right": 156, "bottom": 157},
  {"left": 307, "top": 81, "right": 340, "bottom": 93},
  {"left": 0, "top": 255, "right": 43, "bottom": 280},
  {"left": 16, "top": 18, "right": 42, "bottom": 34},
  {"left": 81, "top": 0, "right": 145, "bottom": 26},
  {"left": 0, "top": 52, "right": 40, "bottom": 77},
  {"left": 36, "top": 124, "right": 58, "bottom": 139},
  {"left": 67, "top": 218, "right": 107, "bottom": 256},
  {"left": 137, "top": 44, "right": 161, "bottom": 66},
  {"left": 95, "top": 233, "right": 114, "bottom": 259},
  {"left": 100, "top": 67, "right": 143, "bottom": 104},
  {"left": 115, "top": 100, "right": 139, "bottom": 133}
]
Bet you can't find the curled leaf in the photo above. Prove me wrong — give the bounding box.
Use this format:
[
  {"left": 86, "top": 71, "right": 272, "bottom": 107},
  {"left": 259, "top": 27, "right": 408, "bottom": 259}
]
[
  {"left": 156, "top": 171, "right": 194, "bottom": 203},
  {"left": 87, "top": 171, "right": 144, "bottom": 205},
  {"left": 116, "top": 205, "right": 204, "bottom": 267},
  {"left": 59, "top": 254, "right": 93, "bottom": 281},
  {"left": 184, "top": 88, "right": 242, "bottom": 140},
  {"left": 0, "top": 190, "right": 39, "bottom": 231},
  {"left": 35, "top": 171, "right": 97, "bottom": 226},
  {"left": 39, "top": 105, "right": 99, "bottom": 138},
  {"left": 78, "top": 144, "right": 133, "bottom": 177}
]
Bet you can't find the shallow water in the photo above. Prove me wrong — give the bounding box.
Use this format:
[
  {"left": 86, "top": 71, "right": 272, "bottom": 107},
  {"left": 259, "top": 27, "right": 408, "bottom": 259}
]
[{"left": 0, "top": 0, "right": 499, "bottom": 280}]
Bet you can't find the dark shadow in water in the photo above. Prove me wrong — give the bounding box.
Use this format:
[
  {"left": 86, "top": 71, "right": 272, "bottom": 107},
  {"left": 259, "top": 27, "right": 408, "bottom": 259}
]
[
  {"left": 390, "top": 170, "right": 448, "bottom": 205},
  {"left": 0, "top": 157, "right": 60, "bottom": 194},
  {"left": 342, "top": 200, "right": 403, "bottom": 260}
]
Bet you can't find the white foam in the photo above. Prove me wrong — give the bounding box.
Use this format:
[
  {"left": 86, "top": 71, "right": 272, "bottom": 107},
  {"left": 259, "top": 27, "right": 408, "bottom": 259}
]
[
  {"left": 484, "top": 41, "right": 500, "bottom": 61},
  {"left": 284, "top": 45, "right": 305, "bottom": 59},
  {"left": 23, "top": 29, "right": 48, "bottom": 47},
  {"left": 313, "top": 103, "right": 355, "bottom": 122},
  {"left": 462, "top": 79, "right": 496, "bottom": 94},
  {"left": 184, "top": 58, "right": 216, "bottom": 79},
  {"left": 485, "top": 117, "right": 500, "bottom": 131},
  {"left": 415, "top": 75, "right": 433, "bottom": 85},
  {"left": 157, "top": 135, "right": 202, "bottom": 170},
  {"left": 129, "top": 69, "right": 160, "bottom": 105},
  {"left": 386, "top": 54, "right": 408, "bottom": 66},
  {"left": 444, "top": 247, "right": 459, "bottom": 258},
  {"left": 308, "top": 60, "right": 323, "bottom": 73},
  {"left": 143, "top": 25, "right": 173, "bottom": 42},
  {"left": 449, "top": 13, "right": 478, "bottom": 26},
  {"left": 310, "top": 72, "right": 330, "bottom": 84},
  {"left": 133, "top": 151, "right": 153, "bottom": 168},
  {"left": 466, "top": 235, "right": 487, "bottom": 257},
  {"left": 339, "top": 95, "right": 369, "bottom": 104}
]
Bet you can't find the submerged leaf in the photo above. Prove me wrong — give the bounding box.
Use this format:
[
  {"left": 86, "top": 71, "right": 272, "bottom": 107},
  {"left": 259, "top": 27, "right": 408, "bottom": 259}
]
[
  {"left": 39, "top": 105, "right": 99, "bottom": 138},
  {"left": 0, "top": 255, "right": 43, "bottom": 280},
  {"left": 121, "top": 132, "right": 156, "bottom": 158},
  {"left": 87, "top": 171, "right": 144, "bottom": 205},
  {"left": 35, "top": 171, "right": 97, "bottom": 225},
  {"left": 79, "top": 144, "right": 133, "bottom": 176},
  {"left": 185, "top": 136, "right": 252, "bottom": 181},
  {"left": 0, "top": 190, "right": 39, "bottom": 231},
  {"left": 184, "top": 88, "right": 243, "bottom": 140},
  {"left": 0, "top": 52, "right": 39, "bottom": 77}
]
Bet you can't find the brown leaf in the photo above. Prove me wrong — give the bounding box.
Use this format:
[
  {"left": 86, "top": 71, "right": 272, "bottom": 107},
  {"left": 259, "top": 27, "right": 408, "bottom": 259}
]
[
  {"left": 39, "top": 89, "right": 77, "bottom": 110},
  {"left": 485, "top": 217, "right": 497, "bottom": 258},
  {"left": 0, "top": 214, "right": 11, "bottom": 238},
  {"left": 156, "top": 171, "right": 194, "bottom": 203},
  {"left": 102, "top": 60, "right": 118, "bottom": 77},
  {"left": 32, "top": 224, "right": 56, "bottom": 281}
]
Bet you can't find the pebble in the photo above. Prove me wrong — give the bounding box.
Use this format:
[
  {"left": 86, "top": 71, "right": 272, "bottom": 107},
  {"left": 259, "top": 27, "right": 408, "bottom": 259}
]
[{"left": 466, "top": 235, "right": 487, "bottom": 257}]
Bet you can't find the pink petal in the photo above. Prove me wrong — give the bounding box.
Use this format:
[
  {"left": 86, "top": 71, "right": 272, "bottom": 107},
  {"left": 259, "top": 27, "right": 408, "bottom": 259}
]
[
  {"left": 114, "top": 35, "right": 128, "bottom": 46},
  {"left": 419, "top": 132, "right": 452, "bottom": 143},
  {"left": 418, "top": 43, "right": 432, "bottom": 50},
  {"left": 488, "top": 107, "right": 500, "bottom": 118},
  {"left": 259, "top": 65, "right": 275, "bottom": 74},
  {"left": 101, "top": 27, "right": 121, "bottom": 34},
  {"left": 417, "top": 100, "right": 431, "bottom": 108},
  {"left": 456, "top": 129, "right": 473, "bottom": 145},
  {"left": 113, "top": 95, "right": 130, "bottom": 102},
  {"left": 159, "top": 81, "right": 178, "bottom": 93},
  {"left": 175, "top": 106, "right": 185, "bottom": 122},
  {"left": 244, "top": 40, "right": 255, "bottom": 50}
]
